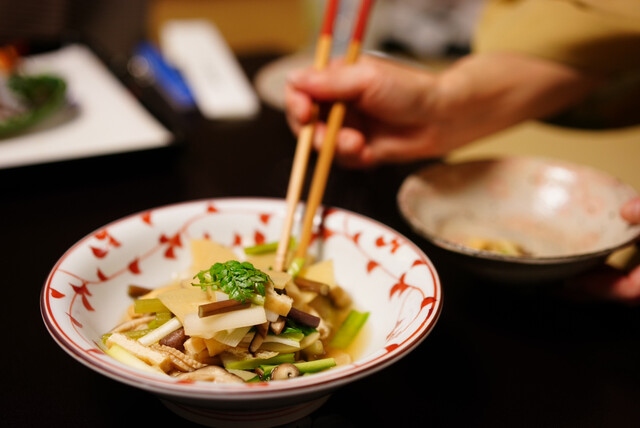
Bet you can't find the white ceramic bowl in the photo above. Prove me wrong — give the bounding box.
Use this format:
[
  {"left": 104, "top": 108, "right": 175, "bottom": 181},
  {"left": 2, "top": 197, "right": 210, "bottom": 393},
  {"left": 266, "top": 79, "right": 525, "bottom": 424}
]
[
  {"left": 41, "top": 197, "right": 442, "bottom": 427},
  {"left": 398, "top": 156, "right": 640, "bottom": 284}
]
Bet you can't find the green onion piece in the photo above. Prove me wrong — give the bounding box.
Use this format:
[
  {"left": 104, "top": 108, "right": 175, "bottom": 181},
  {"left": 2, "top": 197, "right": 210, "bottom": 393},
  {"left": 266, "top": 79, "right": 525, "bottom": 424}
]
[
  {"left": 259, "top": 358, "right": 336, "bottom": 379},
  {"left": 330, "top": 310, "right": 369, "bottom": 349},
  {"left": 244, "top": 237, "right": 296, "bottom": 255},
  {"left": 223, "top": 353, "right": 296, "bottom": 370},
  {"left": 258, "top": 364, "right": 277, "bottom": 378},
  {"left": 250, "top": 294, "right": 265, "bottom": 306},
  {"left": 148, "top": 311, "right": 172, "bottom": 328},
  {"left": 133, "top": 298, "right": 169, "bottom": 314},
  {"left": 293, "top": 358, "right": 336, "bottom": 374},
  {"left": 287, "top": 257, "right": 306, "bottom": 277},
  {"left": 101, "top": 329, "right": 152, "bottom": 344}
]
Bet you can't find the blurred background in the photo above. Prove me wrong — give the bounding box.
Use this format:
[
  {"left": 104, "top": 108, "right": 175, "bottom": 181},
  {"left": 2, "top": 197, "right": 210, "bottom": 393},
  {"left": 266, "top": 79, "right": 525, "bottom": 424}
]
[
  {"left": 1, "top": 0, "right": 638, "bottom": 200},
  {"left": 0, "top": 0, "right": 482, "bottom": 67}
]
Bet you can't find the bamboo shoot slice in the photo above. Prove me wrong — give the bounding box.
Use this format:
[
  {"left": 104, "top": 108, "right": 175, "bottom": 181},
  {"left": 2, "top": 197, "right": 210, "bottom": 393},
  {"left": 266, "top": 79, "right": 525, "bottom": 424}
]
[{"left": 183, "top": 305, "right": 267, "bottom": 339}]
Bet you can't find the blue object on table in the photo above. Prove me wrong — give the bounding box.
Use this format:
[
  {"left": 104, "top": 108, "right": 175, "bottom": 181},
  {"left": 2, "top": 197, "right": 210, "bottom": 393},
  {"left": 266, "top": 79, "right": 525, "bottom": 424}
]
[{"left": 131, "top": 41, "right": 196, "bottom": 111}]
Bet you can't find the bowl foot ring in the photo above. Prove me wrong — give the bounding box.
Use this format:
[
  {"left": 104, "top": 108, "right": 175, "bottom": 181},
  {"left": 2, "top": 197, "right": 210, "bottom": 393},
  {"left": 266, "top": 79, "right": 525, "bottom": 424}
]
[{"left": 160, "top": 395, "right": 331, "bottom": 428}]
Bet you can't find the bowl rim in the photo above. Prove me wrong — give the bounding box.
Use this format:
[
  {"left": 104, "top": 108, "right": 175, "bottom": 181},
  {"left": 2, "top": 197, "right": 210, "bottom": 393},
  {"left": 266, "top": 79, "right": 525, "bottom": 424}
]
[
  {"left": 41, "top": 196, "right": 443, "bottom": 401},
  {"left": 397, "top": 156, "right": 640, "bottom": 264}
]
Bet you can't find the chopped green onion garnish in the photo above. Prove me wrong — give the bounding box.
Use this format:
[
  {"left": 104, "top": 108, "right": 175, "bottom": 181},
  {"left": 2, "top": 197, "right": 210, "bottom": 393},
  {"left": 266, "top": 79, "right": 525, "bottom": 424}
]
[{"left": 193, "top": 260, "right": 270, "bottom": 304}]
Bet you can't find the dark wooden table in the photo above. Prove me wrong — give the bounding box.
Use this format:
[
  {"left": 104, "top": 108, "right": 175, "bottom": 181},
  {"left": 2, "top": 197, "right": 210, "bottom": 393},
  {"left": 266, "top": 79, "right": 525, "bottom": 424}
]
[{"left": 4, "top": 52, "right": 640, "bottom": 428}]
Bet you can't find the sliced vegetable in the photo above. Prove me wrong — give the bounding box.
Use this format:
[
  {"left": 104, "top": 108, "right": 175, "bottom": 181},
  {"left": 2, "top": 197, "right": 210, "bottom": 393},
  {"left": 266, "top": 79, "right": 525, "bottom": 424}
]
[
  {"left": 157, "top": 288, "right": 211, "bottom": 322},
  {"left": 301, "top": 337, "right": 324, "bottom": 358},
  {"left": 293, "top": 357, "right": 336, "bottom": 374},
  {"left": 298, "top": 259, "right": 337, "bottom": 288},
  {"left": 298, "top": 331, "right": 321, "bottom": 350},
  {"left": 204, "top": 337, "right": 231, "bottom": 357},
  {"left": 183, "top": 305, "right": 267, "bottom": 339},
  {"left": 276, "top": 330, "right": 305, "bottom": 341},
  {"left": 222, "top": 353, "right": 296, "bottom": 370},
  {"left": 284, "top": 318, "right": 318, "bottom": 337},
  {"left": 287, "top": 257, "right": 306, "bottom": 277},
  {"left": 189, "top": 239, "right": 237, "bottom": 275},
  {"left": 258, "top": 342, "right": 300, "bottom": 353},
  {"left": 105, "top": 333, "right": 171, "bottom": 371},
  {"left": 227, "top": 368, "right": 259, "bottom": 381},
  {"left": 267, "top": 270, "right": 292, "bottom": 290},
  {"left": 213, "top": 326, "right": 253, "bottom": 347},
  {"left": 102, "top": 328, "right": 152, "bottom": 343},
  {"left": 259, "top": 357, "right": 336, "bottom": 378},
  {"left": 137, "top": 316, "right": 182, "bottom": 346},
  {"left": 259, "top": 326, "right": 317, "bottom": 353},
  {"left": 147, "top": 311, "right": 172, "bottom": 329},
  {"left": 244, "top": 238, "right": 295, "bottom": 255},
  {"left": 134, "top": 298, "right": 169, "bottom": 314},
  {"left": 105, "top": 344, "right": 167, "bottom": 375},
  {"left": 262, "top": 334, "right": 301, "bottom": 348},
  {"left": 183, "top": 337, "right": 207, "bottom": 355},
  {"left": 330, "top": 310, "right": 369, "bottom": 349}
]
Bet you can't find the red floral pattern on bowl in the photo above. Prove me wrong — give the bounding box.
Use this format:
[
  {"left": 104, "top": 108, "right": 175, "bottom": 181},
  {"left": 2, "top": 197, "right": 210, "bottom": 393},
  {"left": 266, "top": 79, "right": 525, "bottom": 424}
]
[{"left": 41, "top": 197, "right": 442, "bottom": 427}]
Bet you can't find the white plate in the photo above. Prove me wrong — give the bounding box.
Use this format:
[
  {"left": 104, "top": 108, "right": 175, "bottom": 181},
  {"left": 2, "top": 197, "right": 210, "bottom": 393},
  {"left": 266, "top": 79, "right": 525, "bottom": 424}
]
[{"left": 0, "top": 44, "right": 172, "bottom": 169}]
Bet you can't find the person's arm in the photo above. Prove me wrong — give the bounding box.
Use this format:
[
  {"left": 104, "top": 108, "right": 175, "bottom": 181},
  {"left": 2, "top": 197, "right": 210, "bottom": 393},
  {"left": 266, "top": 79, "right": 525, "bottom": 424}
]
[{"left": 285, "top": 52, "right": 599, "bottom": 168}]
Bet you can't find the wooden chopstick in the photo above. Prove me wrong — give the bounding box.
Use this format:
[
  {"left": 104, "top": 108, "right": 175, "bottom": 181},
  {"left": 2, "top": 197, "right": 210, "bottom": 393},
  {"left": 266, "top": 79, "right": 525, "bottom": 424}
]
[
  {"left": 293, "top": 0, "right": 375, "bottom": 262},
  {"left": 274, "top": 0, "right": 341, "bottom": 271}
]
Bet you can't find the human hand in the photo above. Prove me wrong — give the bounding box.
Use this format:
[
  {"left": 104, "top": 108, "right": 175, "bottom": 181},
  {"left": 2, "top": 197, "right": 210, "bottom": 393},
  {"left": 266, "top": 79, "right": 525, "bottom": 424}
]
[
  {"left": 285, "top": 55, "right": 443, "bottom": 168},
  {"left": 568, "top": 197, "right": 640, "bottom": 305},
  {"left": 285, "top": 53, "right": 599, "bottom": 168}
]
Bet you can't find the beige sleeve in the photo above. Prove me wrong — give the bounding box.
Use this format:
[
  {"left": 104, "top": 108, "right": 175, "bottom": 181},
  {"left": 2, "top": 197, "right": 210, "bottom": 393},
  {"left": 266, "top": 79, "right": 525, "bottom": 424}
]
[{"left": 473, "top": 0, "right": 640, "bottom": 75}]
